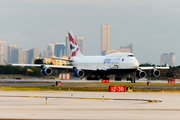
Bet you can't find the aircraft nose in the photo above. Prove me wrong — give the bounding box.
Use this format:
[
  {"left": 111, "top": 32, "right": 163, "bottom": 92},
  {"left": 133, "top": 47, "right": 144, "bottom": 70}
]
[{"left": 134, "top": 59, "right": 139, "bottom": 69}]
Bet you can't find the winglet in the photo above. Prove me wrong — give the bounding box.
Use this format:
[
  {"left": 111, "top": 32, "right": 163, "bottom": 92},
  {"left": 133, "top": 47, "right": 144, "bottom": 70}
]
[
  {"left": 166, "top": 63, "right": 169, "bottom": 68},
  {"left": 4, "top": 60, "right": 9, "bottom": 65}
]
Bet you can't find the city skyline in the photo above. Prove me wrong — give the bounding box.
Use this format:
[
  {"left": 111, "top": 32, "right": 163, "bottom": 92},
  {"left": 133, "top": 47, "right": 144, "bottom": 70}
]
[
  {"left": 1, "top": 39, "right": 175, "bottom": 66},
  {"left": 1, "top": 1, "right": 180, "bottom": 65}
]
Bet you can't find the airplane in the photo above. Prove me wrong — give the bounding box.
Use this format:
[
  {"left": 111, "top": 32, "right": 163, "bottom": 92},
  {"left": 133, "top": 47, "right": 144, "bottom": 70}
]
[{"left": 7, "top": 30, "right": 169, "bottom": 82}]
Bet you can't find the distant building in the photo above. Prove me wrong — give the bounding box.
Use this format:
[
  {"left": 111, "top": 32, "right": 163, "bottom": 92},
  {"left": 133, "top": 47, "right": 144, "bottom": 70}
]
[
  {"left": 12, "top": 48, "right": 25, "bottom": 64},
  {"left": 118, "top": 48, "right": 131, "bottom": 53},
  {"left": 54, "top": 43, "right": 66, "bottom": 57},
  {"left": 160, "top": 52, "right": 175, "bottom": 66},
  {"left": 39, "top": 50, "right": 52, "bottom": 58},
  {"left": 105, "top": 50, "right": 120, "bottom": 55},
  {"left": 101, "top": 24, "right": 110, "bottom": 55},
  {"left": 0, "top": 40, "right": 7, "bottom": 65},
  {"left": 8, "top": 43, "right": 17, "bottom": 63},
  {"left": 47, "top": 42, "right": 58, "bottom": 57},
  {"left": 75, "top": 36, "right": 83, "bottom": 54},
  {"left": 33, "top": 56, "right": 68, "bottom": 65},
  {"left": 65, "top": 34, "right": 71, "bottom": 57},
  {"left": 120, "top": 44, "right": 133, "bottom": 53},
  {"left": 105, "top": 43, "right": 132, "bottom": 55},
  {"left": 28, "top": 48, "right": 39, "bottom": 64}
]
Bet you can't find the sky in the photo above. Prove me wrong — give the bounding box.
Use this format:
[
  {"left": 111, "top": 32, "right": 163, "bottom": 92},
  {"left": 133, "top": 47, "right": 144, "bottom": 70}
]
[{"left": 0, "top": 0, "right": 180, "bottom": 65}]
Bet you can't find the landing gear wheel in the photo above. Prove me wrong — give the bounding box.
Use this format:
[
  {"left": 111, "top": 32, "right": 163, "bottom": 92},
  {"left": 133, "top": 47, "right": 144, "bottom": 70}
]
[
  {"left": 103, "top": 77, "right": 109, "bottom": 80},
  {"left": 131, "top": 78, "right": 136, "bottom": 83}
]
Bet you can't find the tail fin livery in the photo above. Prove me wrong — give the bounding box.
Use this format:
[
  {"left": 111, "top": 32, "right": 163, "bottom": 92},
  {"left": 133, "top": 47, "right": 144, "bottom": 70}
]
[{"left": 68, "top": 30, "right": 83, "bottom": 57}]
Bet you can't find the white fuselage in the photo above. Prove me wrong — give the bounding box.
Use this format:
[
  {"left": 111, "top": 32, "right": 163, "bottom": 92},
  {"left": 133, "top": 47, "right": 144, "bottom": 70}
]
[{"left": 71, "top": 53, "right": 139, "bottom": 70}]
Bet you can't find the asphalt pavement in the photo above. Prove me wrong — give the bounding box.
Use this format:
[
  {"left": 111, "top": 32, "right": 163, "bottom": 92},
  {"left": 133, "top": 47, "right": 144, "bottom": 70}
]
[{"left": 0, "top": 79, "right": 180, "bottom": 89}]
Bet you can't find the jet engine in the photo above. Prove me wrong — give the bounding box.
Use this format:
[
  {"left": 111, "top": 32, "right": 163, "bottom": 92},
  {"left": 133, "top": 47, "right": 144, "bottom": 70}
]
[
  {"left": 41, "top": 67, "right": 52, "bottom": 75},
  {"left": 73, "top": 69, "right": 85, "bottom": 78},
  {"left": 136, "top": 70, "right": 146, "bottom": 78},
  {"left": 151, "top": 69, "right": 160, "bottom": 77}
]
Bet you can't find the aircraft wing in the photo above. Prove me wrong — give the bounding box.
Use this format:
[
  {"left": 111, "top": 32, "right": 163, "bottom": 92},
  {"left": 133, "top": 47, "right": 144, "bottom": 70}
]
[
  {"left": 6, "top": 60, "right": 105, "bottom": 70},
  {"left": 8, "top": 63, "right": 74, "bottom": 69},
  {"left": 139, "top": 64, "right": 169, "bottom": 70}
]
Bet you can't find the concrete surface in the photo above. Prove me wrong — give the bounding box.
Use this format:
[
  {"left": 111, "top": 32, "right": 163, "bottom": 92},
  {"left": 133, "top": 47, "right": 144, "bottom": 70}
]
[{"left": 0, "top": 91, "right": 179, "bottom": 119}]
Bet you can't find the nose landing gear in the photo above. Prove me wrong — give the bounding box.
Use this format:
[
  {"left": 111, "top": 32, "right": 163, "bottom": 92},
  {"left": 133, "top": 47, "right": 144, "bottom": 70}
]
[
  {"left": 115, "top": 75, "right": 121, "bottom": 81},
  {"left": 126, "top": 74, "right": 136, "bottom": 83}
]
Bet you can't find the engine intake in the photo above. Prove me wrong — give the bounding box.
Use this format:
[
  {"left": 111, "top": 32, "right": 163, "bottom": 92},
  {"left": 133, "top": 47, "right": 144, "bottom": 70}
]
[
  {"left": 41, "top": 67, "right": 52, "bottom": 75},
  {"left": 73, "top": 69, "right": 85, "bottom": 78},
  {"left": 151, "top": 69, "right": 160, "bottom": 77},
  {"left": 136, "top": 70, "right": 146, "bottom": 78}
]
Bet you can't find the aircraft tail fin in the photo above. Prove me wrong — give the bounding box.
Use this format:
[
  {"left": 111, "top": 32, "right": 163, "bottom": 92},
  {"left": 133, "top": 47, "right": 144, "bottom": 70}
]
[{"left": 68, "top": 29, "right": 83, "bottom": 57}]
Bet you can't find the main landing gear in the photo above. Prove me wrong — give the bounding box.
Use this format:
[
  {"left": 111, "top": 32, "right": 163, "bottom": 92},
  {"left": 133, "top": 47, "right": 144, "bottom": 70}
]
[
  {"left": 102, "top": 76, "right": 109, "bottom": 80},
  {"left": 115, "top": 75, "right": 121, "bottom": 81},
  {"left": 87, "top": 75, "right": 99, "bottom": 80}
]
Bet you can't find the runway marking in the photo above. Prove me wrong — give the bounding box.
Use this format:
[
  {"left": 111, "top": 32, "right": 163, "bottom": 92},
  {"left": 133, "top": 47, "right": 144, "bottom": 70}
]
[{"left": 0, "top": 95, "right": 162, "bottom": 103}]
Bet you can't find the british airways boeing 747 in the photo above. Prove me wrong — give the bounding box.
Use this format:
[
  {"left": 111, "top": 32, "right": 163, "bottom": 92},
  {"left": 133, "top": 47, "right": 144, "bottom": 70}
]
[{"left": 8, "top": 30, "right": 169, "bottom": 82}]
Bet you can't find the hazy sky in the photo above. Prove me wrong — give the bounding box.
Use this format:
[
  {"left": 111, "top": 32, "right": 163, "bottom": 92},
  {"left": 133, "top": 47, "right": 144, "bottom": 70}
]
[{"left": 1, "top": 0, "right": 180, "bottom": 65}]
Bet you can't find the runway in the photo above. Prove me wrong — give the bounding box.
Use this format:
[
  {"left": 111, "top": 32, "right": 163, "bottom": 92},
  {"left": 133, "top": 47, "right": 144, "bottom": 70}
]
[
  {"left": 0, "top": 79, "right": 180, "bottom": 89},
  {"left": 0, "top": 91, "right": 179, "bottom": 119}
]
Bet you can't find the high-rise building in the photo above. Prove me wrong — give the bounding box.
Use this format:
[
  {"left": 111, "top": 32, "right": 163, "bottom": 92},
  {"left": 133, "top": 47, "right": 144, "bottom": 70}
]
[
  {"left": 12, "top": 48, "right": 25, "bottom": 64},
  {"left": 101, "top": 24, "right": 110, "bottom": 55},
  {"left": 39, "top": 50, "right": 52, "bottom": 58},
  {"left": 75, "top": 36, "right": 83, "bottom": 54},
  {"left": 54, "top": 43, "right": 66, "bottom": 57},
  {"left": 160, "top": 52, "right": 176, "bottom": 66},
  {"left": 120, "top": 44, "right": 133, "bottom": 53},
  {"left": 47, "top": 42, "right": 58, "bottom": 57},
  {"left": 28, "top": 48, "right": 39, "bottom": 64},
  {"left": 8, "top": 43, "right": 17, "bottom": 63},
  {"left": 65, "top": 34, "right": 71, "bottom": 57},
  {"left": 0, "top": 40, "right": 7, "bottom": 65}
]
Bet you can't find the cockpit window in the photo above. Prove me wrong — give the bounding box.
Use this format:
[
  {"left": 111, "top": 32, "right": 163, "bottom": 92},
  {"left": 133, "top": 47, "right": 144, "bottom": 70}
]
[{"left": 127, "top": 55, "right": 134, "bottom": 57}]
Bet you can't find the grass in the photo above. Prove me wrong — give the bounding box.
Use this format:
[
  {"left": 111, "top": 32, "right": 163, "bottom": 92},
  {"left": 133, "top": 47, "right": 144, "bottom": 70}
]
[
  {"left": 1, "top": 86, "right": 180, "bottom": 92},
  {"left": 0, "top": 86, "right": 109, "bottom": 92}
]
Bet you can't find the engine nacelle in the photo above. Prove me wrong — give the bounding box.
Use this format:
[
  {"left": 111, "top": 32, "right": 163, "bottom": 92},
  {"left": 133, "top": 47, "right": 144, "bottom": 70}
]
[
  {"left": 73, "top": 69, "right": 85, "bottom": 78},
  {"left": 41, "top": 67, "right": 52, "bottom": 75},
  {"left": 151, "top": 69, "right": 160, "bottom": 77},
  {"left": 136, "top": 70, "right": 146, "bottom": 78}
]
